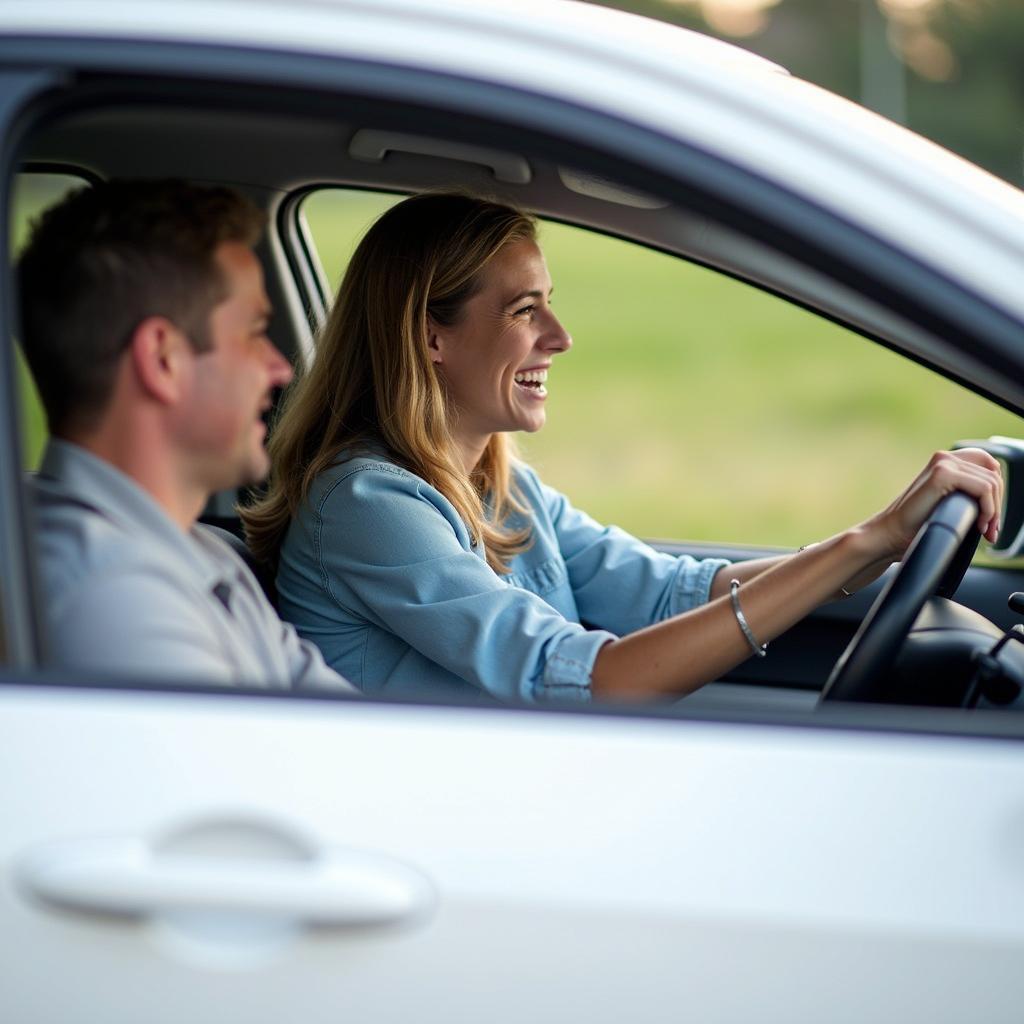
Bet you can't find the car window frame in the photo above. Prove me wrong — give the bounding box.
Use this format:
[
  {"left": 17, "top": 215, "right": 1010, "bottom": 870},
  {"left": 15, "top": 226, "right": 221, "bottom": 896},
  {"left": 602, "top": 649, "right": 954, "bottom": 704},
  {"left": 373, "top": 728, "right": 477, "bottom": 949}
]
[{"left": 0, "top": 70, "right": 73, "bottom": 670}]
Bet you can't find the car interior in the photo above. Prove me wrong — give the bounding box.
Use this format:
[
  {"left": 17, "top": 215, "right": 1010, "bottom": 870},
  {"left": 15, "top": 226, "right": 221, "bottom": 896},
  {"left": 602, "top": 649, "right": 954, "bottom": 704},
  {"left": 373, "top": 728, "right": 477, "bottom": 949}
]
[{"left": 10, "top": 70, "right": 1024, "bottom": 723}]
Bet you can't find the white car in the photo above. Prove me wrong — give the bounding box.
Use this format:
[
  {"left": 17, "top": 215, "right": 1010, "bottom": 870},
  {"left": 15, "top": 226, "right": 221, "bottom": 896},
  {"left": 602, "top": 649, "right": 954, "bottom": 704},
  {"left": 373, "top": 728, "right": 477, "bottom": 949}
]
[{"left": 3, "top": 2, "right": 1024, "bottom": 1021}]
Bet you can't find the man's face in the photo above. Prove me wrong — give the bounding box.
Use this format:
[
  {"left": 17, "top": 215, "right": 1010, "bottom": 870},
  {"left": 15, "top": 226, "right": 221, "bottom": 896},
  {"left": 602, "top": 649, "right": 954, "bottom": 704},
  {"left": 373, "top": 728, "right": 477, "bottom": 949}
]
[{"left": 175, "top": 242, "right": 292, "bottom": 492}]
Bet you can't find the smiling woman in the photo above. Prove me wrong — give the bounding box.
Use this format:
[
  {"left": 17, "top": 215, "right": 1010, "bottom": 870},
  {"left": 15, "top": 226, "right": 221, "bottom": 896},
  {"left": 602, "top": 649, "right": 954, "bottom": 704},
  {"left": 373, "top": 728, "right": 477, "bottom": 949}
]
[
  {"left": 244, "top": 192, "right": 541, "bottom": 573},
  {"left": 425, "top": 237, "right": 571, "bottom": 469},
  {"left": 240, "top": 191, "right": 1003, "bottom": 706}
]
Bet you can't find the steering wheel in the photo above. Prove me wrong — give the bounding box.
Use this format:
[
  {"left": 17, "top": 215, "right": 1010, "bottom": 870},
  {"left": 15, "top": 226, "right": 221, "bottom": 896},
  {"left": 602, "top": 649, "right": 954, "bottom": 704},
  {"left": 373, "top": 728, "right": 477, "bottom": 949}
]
[{"left": 819, "top": 491, "right": 981, "bottom": 703}]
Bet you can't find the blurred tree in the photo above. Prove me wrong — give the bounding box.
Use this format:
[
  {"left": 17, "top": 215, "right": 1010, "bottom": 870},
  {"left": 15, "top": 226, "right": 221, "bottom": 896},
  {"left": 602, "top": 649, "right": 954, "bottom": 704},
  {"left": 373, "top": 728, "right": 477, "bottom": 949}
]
[
  {"left": 904, "top": 1, "right": 1024, "bottom": 184},
  {"left": 585, "top": 0, "right": 1024, "bottom": 186}
]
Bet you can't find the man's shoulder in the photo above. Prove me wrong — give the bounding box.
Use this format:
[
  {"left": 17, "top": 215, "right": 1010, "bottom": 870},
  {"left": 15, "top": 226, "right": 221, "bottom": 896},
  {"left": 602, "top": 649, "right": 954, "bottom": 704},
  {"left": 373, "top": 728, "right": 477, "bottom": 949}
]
[
  {"left": 32, "top": 479, "right": 168, "bottom": 582},
  {"left": 31, "top": 481, "right": 224, "bottom": 650},
  {"left": 193, "top": 522, "right": 280, "bottom": 606},
  {"left": 193, "top": 521, "right": 257, "bottom": 571}
]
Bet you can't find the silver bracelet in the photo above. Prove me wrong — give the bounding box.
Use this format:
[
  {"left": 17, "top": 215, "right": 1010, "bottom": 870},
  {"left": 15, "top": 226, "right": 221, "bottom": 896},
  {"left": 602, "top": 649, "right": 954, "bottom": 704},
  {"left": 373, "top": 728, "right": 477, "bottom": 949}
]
[
  {"left": 798, "top": 543, "right": 854, "bottom": 598},
  {"left": 729, "top": 578, "right": 767, "bottom": 658}
]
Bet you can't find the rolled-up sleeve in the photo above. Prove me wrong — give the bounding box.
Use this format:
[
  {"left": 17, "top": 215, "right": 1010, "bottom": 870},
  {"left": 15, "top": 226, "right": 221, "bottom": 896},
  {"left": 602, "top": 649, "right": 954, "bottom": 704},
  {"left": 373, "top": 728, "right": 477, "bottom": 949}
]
[
  {"left": 313, "top": 465, "right": 612, "bottom": 703},
  {"left": 533, "top": 472, "right": 730, "bottom": 635}
]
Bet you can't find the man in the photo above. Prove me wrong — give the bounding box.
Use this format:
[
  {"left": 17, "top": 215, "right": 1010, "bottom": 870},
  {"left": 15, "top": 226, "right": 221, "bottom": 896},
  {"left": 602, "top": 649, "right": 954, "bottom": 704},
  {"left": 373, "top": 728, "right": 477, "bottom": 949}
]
[{"left": 18, "top": 179, "right": 354, "bottom": 692}]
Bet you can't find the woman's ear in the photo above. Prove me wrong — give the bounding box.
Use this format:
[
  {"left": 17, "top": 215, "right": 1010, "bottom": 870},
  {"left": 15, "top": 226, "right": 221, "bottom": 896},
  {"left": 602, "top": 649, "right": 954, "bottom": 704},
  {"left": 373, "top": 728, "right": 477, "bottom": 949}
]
[{"left": 426, "top": 317, "right": 444, "bottom": 366}]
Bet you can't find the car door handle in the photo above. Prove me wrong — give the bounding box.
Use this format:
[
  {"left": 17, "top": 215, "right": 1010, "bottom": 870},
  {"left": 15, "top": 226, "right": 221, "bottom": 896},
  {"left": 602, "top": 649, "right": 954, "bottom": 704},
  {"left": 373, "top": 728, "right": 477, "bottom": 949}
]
[{"left": 17, "top": 833, "right": 437, "bottom": 928}]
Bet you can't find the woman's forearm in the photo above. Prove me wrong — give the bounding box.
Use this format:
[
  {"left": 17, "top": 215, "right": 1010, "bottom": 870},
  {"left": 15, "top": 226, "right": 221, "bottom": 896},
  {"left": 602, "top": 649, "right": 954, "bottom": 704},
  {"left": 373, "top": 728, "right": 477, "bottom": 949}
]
[
  {"left": 707, "top": 553, "right": 784, "bottom": 596},
  {"left": 709, "top": 547, "right": 890, "bottom": 604},
  {"left": 590, "top": 525, "right": 880, "bottom": 700}
]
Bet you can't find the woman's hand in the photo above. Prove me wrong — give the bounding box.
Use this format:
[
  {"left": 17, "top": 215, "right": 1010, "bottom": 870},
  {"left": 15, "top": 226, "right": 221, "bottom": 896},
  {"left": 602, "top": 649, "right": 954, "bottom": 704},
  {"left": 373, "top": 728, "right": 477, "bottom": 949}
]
[{"left": 862, "top": 448, "right": 1003, "bottom": 562}]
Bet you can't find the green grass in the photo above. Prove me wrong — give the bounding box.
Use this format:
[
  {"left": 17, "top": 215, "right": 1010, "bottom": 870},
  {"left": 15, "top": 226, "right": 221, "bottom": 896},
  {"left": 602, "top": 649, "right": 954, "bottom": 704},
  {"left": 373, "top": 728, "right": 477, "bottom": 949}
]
[{"left": 302, "top": 190, "right": 1024, "bottom": 547}]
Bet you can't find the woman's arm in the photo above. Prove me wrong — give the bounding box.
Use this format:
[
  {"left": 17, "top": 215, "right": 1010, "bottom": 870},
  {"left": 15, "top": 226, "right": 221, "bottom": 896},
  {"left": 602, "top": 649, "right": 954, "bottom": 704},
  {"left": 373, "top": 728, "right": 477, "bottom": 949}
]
[
  {"left": 593, "top": 449, "right": 1003, "bottom": 700},
  {"left": 708, "top": 549, "right": 889, "bottom": 602}
]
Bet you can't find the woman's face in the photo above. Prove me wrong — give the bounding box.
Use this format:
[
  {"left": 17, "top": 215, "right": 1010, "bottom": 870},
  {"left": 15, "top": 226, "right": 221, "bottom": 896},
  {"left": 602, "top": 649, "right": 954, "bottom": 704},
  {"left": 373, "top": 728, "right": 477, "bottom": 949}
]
[{"left": 430, "top": 238, "right": 571, "bottom": 460}]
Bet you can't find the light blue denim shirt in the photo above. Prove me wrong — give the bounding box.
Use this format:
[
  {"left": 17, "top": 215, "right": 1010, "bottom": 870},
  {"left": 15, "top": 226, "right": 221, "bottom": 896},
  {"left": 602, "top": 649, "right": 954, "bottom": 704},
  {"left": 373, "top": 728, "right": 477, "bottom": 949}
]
[{"left": 277, "top": 452, "right": 729, "bottom": 704}]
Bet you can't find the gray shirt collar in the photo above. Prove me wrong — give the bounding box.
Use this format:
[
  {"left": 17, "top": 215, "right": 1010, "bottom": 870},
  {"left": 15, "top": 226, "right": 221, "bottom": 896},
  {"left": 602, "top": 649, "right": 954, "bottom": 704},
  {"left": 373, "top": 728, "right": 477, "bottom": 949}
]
[{"left": 37, "top": 439, "right": 227, "bottom": 590}]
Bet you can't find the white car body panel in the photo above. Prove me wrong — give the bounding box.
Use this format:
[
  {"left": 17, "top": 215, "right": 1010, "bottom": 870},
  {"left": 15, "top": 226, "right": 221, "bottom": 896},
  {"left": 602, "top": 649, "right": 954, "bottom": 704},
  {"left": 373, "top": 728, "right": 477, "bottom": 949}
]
[{"left": 3, "top": 686, "right": 1024, "bottom": 1022}]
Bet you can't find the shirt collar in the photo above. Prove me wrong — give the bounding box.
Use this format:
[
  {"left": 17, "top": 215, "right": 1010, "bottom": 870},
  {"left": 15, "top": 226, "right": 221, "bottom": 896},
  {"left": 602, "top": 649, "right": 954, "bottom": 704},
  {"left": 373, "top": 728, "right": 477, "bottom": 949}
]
[{"left": 37, "top": 439, "right": 228, "bottom": 590}]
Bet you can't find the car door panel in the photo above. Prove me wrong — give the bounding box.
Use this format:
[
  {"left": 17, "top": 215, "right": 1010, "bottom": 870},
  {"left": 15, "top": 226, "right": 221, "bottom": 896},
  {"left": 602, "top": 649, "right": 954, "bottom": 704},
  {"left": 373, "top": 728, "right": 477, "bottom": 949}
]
[{"left": 3, "top": 681, "right": 1024, "bottom": 1023}]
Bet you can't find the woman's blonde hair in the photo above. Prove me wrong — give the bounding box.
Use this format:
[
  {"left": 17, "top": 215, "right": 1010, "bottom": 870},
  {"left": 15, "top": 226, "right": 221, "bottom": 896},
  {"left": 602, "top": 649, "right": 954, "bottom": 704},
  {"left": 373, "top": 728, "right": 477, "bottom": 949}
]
[{"left": 241, "top": 191, "right": 537, "bottom": 573}]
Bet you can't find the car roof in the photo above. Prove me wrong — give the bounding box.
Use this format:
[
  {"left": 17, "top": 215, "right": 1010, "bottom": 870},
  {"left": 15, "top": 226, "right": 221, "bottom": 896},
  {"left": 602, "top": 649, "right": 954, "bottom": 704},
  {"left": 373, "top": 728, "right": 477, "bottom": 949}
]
[{"left": 0, "top": 0, "right": 788, "bottom": 77}]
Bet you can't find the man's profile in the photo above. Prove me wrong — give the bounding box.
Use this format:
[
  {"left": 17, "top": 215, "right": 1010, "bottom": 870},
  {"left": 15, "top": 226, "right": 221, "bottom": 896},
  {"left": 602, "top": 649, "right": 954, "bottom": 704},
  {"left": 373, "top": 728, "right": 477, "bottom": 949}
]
[{"left": 18, "top": 179, "right": 353, "bottom": 691}]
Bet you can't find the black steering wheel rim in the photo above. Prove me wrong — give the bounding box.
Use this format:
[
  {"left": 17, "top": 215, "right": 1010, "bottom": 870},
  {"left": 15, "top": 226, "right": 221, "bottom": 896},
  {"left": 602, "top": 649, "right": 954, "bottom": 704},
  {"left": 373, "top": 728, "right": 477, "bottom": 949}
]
[{"left": 819, "top": 491, "right": 981, "bottom": 703}]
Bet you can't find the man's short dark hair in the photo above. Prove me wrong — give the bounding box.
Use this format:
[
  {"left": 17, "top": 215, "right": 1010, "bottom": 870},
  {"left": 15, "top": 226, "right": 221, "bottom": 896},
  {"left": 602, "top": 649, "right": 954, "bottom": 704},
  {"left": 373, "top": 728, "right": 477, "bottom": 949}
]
[{"left": 17, "top": 179, "right": 265, "bottom": 434}]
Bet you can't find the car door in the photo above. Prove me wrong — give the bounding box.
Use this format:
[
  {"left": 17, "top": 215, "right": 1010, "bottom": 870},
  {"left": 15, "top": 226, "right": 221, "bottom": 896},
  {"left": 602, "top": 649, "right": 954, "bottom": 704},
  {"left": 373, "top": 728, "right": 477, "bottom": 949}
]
[
  {"left": 4, "top": 24, "right": 1024, "bottom": 1024},
  {"left": 7, "top": 683, "right": 1024, "bottom": 1024}
]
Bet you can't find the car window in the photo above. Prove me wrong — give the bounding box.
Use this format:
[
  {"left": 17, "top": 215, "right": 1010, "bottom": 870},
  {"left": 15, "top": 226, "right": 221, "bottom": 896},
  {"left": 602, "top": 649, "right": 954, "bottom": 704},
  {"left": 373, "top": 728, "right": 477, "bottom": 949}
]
[
  {"left": 301, "top": 187, "right": 1024, "bottom": 551},
  {"left": 10, "top": 170, "right": 89, "bottom": 469}
]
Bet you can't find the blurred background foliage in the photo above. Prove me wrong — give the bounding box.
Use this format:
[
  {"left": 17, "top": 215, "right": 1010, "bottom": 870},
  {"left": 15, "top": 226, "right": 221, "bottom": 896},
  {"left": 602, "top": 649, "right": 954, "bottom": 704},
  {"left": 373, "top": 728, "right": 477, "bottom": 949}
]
[{"left": 585, "top": 0, "right": 1024, "bottom": 187}]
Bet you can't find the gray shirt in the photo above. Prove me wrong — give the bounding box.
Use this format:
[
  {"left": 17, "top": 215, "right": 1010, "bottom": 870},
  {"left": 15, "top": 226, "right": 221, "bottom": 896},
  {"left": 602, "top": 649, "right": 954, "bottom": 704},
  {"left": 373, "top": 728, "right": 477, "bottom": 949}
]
[{"left": 31, "top": 440, "right": 355, "bottom": 693}]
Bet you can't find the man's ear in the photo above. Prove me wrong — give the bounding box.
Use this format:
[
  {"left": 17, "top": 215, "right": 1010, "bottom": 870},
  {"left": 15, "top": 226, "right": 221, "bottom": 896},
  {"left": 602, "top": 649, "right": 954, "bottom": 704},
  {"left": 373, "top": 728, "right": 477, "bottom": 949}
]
[{"left": 129, "top": 316, "right": 191, "bottom": 405}]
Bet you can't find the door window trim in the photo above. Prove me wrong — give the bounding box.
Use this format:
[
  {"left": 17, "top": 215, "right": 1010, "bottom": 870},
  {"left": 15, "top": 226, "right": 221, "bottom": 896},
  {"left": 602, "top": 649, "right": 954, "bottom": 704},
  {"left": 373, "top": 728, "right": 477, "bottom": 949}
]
[{"left": 0, "top": 70, "right": 69, "bottom": 669}]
